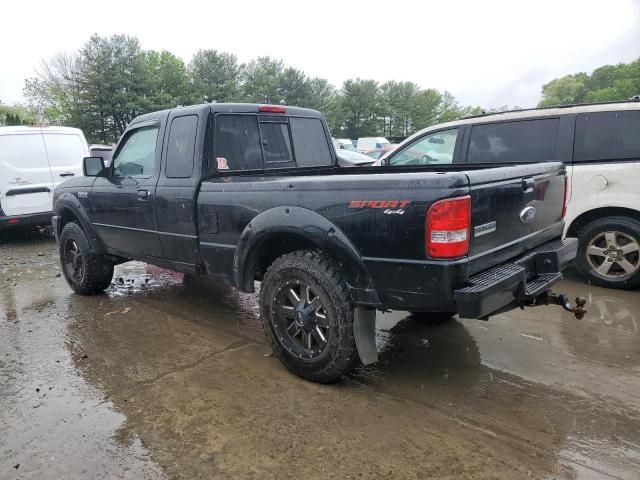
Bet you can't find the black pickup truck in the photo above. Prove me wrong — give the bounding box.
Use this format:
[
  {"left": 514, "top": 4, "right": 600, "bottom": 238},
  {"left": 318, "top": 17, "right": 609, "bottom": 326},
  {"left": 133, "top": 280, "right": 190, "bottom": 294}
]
[{"left": 52, "top": 103, "right": 585, "bottom": 382}]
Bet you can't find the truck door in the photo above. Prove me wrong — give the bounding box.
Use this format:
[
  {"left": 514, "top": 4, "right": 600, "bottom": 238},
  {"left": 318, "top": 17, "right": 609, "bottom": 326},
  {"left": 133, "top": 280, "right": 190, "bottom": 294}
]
[
  {"left": 90, "top": 121, "right": 163, "bottom": 257},
  {"left": 155, "top": 113, "right": 204, "bottom": 266}
]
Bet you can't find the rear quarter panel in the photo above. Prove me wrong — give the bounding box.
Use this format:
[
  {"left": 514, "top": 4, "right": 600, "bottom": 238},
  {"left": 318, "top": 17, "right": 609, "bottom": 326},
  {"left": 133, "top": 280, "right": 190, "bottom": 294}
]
[
  {"left": 564, "top": 162, "right": 640, "bottom": 235},
  {"left": 197, "top": 171, "right": 469, "bottom": 309}
]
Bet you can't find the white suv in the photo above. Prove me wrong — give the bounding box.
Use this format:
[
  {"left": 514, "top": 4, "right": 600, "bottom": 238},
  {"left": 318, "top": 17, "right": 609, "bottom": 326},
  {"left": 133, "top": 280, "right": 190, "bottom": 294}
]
[{"left": 378, "top": 100, "right": 640, "bottom": 289}]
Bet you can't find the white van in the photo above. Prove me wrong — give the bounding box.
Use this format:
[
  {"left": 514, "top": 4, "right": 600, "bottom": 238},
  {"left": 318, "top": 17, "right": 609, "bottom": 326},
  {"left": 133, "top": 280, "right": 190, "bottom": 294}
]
[
  {"left": 0, "top": 126, "right": 88, "bottom": 229},
  {"left": 356, "top": 137, "right": 390, "bottom": 153}
]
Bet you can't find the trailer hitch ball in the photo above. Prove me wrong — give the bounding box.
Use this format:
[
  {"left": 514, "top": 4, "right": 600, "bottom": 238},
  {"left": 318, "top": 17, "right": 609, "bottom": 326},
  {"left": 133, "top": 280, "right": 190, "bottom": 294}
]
[{"left": 549, "top": 292, "right": 587, "bottom": 320}]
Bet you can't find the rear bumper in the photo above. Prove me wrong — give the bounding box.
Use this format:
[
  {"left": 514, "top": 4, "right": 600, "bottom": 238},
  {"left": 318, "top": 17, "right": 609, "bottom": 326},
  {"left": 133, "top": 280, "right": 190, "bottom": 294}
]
[
  {"left": 454, "top": 238, "right": 578, "bottom": 319},
  {"left": 0, "top": 211, "right": 52, "bottom": 230}
]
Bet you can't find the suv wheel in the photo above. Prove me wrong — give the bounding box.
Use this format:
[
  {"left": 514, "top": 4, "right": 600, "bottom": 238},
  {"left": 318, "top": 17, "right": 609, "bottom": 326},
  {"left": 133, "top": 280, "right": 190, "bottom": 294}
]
[
  {"left": 260, "top": 250, "right": 360, "bottom": 383},
  {"left": 576, "top": 216, "right": 640, "bottom": 290},
  {"left": 59, "top": 222, "right": 114, "bottom": 295}
]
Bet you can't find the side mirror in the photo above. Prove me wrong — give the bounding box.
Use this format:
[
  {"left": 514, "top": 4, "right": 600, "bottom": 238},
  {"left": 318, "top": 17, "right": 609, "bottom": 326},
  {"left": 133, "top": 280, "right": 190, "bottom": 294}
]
[{"left": 83, "top": 156, "right": 106, "bottom": 176}]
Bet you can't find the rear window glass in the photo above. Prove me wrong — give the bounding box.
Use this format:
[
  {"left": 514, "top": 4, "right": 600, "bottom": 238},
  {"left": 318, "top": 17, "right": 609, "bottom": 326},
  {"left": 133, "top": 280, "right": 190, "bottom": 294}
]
[
  {"left": 574, "top": 111, "right": 640, "bottom": 162},
  {"left": 213, "top": 114, "right": 332, "bottom": 171},
  {"left": 261, "top": 122, "right": 294, "bottom": 166},
  {"left": 166, "top": 115, "right": 198, "bottom": 178},
  {"left": 467, "top": 119, "right": 559, "bottom": 164},
  {"left": 290, "top": 117, "right": 332, "bottom": 167},
  {"left": 214, "top": 115, "right": 263, "bottom": 170}
]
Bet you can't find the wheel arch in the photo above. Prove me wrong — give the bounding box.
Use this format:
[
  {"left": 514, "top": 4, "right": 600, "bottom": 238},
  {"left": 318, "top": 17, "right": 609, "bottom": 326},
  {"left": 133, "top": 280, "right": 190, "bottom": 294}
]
[
  {"left": 234, "top": 206, "right": 381, "bottom": 306},
  {"left": 566, "top": 206, "right": 640, "bottom": 237},
  {"left": 54, "top": 193, "right": 106, "bottom": 254}
]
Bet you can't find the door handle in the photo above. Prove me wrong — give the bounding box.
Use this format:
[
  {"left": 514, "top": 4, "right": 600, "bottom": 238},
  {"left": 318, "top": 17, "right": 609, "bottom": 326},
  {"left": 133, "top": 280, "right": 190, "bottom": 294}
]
[
  {"left": 60, "top": 172, "right": 75, "bottom": 177},
  {"left": 137, "top": 189, "right": 150, "bottom": 200}
]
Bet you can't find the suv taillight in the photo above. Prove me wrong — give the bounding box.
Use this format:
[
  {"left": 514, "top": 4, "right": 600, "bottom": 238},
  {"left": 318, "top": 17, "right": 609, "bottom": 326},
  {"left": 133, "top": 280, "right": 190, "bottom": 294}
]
[
  {"left": 562, "top": 176, "right": 568, "bottom": 219},
  {"left": 426, "top": 196, "right": 471, "bottom": 259}
]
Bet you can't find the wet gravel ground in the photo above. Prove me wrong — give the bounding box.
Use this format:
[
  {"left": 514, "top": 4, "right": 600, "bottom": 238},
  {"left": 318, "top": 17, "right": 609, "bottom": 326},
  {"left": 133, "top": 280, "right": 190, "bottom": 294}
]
[{"left": 1, "top": 229, "right": 639, "bottom": 479}]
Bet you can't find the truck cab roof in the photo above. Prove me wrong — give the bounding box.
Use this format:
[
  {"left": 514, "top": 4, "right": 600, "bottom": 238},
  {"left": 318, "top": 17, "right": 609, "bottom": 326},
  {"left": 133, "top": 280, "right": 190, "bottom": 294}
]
[{"left": 130, "top": 103, "right": 324, "bottom": 126}]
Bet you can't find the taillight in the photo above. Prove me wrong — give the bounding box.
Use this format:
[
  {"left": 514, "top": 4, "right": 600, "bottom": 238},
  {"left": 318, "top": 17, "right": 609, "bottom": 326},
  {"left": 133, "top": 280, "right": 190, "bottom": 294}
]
[
  {"left": 561, "top": 176, "right": 568, "bottom": 219},
  {"left": 426, "top": 196, "right": 471, "bottom": 259},
  {"left": 259, "top": 105, "right": 286, "bottom": 113}
]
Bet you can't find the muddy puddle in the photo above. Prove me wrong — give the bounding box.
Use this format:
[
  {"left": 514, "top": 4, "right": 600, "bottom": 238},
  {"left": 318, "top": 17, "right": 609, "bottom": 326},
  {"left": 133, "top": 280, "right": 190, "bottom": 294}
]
[{"left": 1, "top": 231, "right": 639, "bottom": 479}]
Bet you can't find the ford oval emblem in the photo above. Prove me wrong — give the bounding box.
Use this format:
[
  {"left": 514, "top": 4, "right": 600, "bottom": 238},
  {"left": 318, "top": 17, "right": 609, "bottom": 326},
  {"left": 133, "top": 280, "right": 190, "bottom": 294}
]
[{"left": 519, "top": 206, "right": 537, "bottom": 223}]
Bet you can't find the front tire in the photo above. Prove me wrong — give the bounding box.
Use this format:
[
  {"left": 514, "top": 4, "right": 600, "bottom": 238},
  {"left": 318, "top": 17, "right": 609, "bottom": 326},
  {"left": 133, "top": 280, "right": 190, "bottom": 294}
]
[
  {"left": 575, "top": 216, "right": 640, "bottom": 290},
  {"left": 260, "top": 250, "right": 360, "bottom": 383},
  {"left": 59, "top": 222, "right": 114, "bottom": 295}
]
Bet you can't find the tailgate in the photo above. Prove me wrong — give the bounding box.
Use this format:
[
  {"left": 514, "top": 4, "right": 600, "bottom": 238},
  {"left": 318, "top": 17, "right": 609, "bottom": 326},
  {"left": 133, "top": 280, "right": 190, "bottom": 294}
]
[{"left": 464, "top": 162, "right": 565, "bottom": 275}]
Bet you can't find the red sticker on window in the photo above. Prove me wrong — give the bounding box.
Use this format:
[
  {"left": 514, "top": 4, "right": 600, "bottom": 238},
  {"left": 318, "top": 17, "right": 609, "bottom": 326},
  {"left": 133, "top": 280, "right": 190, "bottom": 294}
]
[{"left": 217, "top": 157, "right": 228, "bottom": 170}]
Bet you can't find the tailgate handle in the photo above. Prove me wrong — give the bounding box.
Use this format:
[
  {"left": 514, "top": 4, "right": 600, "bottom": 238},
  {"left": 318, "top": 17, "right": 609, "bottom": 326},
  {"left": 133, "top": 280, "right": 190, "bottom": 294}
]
[
  {"left": 137, "top": 189, "right": 150, "bottom": 200},
  {"left": 522, "top": 178, "right": 535, "bottom": 192}
]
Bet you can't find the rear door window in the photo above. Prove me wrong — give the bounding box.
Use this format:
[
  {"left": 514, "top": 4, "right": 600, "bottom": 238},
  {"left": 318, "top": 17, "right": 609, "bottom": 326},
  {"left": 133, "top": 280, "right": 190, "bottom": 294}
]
[
  {"left": 574, "top": 110, "right": 640, "bottom": 162},
  {"left": 166, "top": 115, "right": 198, "bottom": 178},
  {"left": 467, "top": 118, "right": 559, "bottom": 164}
]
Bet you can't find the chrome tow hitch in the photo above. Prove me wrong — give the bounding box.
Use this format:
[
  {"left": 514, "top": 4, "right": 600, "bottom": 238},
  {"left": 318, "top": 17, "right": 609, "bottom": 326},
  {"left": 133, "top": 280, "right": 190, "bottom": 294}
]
[{"left": 528, "top": 292, "right": 588, "bottom": 319}]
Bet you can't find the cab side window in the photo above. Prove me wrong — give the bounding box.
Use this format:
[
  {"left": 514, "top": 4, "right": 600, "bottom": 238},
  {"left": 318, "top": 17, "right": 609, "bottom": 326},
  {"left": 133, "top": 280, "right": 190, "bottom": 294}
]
[
  {"left": 113, "top": 126, "right": 159, "bottom": 177},
  {"left": 389, "top": 129, "right": 458, "bottom": 166},
  {"left": 166, "top": 115, "right": 198, "bottom": 178}
]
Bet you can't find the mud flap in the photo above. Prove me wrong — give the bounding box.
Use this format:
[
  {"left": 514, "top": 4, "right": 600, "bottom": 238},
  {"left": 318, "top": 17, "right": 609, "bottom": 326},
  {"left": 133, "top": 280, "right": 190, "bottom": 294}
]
[{"left": 354, "top": 306, "right": 378, "bottom": 365}]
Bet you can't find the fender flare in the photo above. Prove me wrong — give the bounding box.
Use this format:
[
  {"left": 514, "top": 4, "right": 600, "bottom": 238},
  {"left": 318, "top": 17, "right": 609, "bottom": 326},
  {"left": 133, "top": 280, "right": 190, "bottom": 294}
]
[
  {"left": 53, "top": 193, "right": 106, "bottom": 254},
  {"left": 233, "top": 206, "right": 380, "bottom": 305}
]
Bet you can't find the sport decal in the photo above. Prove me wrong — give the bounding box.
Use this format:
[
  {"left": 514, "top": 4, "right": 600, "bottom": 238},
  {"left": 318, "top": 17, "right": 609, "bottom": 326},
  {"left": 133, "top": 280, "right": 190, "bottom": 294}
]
[
  {"left": 348, "top": 200, "right": 412, "bottom": 215},
  {"left": 348, "top": 200, "right": 412, "bottom": 209}
]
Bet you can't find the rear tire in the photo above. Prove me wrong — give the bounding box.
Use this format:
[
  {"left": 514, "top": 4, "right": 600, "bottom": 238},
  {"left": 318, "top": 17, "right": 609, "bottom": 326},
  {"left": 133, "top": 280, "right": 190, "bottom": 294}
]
[
  {"left": 575, "top": 216, "right": 640, "bottom": 290},
  {"left": 260, "top": 250, "right": 360, "bottom": 383},
  {"left": 409, "top": 311, "right": 456, "bottom": 323},
  {"left": 59, "top": 222, "right": 114, "bottom": 295}
]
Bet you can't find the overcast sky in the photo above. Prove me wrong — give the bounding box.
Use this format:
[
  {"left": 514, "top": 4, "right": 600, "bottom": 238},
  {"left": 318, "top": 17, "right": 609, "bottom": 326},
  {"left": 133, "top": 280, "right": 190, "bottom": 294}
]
[{"left": 2, "top": 0, "right": 639, "bottom": 109}]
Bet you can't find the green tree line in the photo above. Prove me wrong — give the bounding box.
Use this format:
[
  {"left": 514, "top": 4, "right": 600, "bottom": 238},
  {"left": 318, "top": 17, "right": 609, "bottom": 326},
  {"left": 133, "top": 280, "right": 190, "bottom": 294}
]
[
  {"left": 539, "top": 57, "right": 640, "bottom": 107},
  {"left": 0, "top": 101, "right": 37, "bottom": 126},
  {"left": 14, "top": 34, "right": 640, "bottom": 144},
  {"left": 21, "top": 34, "right": 481, "bottom": 144}
]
